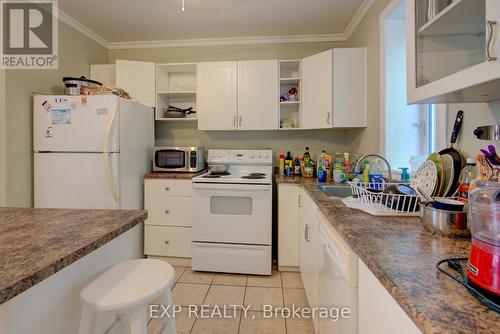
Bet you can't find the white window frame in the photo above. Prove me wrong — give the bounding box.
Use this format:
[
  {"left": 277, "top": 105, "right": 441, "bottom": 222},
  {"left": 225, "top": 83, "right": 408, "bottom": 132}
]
[{"left": 379, "top": 0, "right": 447, "bottom": 166}]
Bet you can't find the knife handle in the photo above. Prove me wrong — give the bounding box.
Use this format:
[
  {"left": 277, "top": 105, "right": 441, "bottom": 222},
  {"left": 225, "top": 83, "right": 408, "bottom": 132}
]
[{"left": 450, "top": 110, "right": 464, "bottom": 144}]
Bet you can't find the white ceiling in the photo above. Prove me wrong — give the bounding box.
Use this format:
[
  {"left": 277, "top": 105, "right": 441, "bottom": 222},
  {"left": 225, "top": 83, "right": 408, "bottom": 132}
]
[{"left": 59, "top": 0, "right": 370, "bottom": 46}]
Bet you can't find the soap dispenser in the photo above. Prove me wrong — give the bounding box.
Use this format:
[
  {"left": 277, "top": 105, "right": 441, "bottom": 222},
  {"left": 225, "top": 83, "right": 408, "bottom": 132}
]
[{"left": 399, "top": 167, "right": 410, "bottom": 184}]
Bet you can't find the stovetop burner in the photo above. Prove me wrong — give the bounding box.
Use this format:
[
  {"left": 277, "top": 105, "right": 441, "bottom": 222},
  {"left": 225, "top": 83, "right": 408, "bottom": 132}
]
[
  {"left": 202, "top": 175, "right": 222, "bottom": 178},
  {"left": 242, "top": 175, "right": 265, "bottom": 179},
  {"left": 249, "top": 173, "right": 266, "bottom": 177},
  {"left": 206, "top": 171, "right": 231, "bottom": 176}
]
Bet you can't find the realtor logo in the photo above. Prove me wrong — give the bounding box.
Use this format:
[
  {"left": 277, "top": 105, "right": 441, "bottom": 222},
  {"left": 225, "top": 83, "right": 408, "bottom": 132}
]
[{"left": 1, "top": 0, "right": 58, "bottom": 69}]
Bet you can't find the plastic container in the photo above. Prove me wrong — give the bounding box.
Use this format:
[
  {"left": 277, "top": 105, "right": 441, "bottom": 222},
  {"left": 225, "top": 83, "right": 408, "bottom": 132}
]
[
  {"left": 458, "top": 158, "right": 478, "bottom": 202},
  {"left": 469, "top": 181, "right": 500, "bottom": 247}
]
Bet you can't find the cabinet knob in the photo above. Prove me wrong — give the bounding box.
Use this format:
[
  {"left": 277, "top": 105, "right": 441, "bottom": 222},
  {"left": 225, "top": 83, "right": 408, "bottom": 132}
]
[
  {"left": 164, "top": 240, "right": 170, "bottom": 245},
  {"left": 165, "top": 210, "right": 170, "bottom": 214},
  {"left": 165, "top": 186, "right": 170, "bottom": 191}
]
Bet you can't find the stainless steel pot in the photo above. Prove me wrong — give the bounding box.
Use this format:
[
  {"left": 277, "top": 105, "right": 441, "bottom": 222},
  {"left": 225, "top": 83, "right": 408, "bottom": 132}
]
[
  {"left": 208, "top": 164, "right": 229, "bottom": 174},
  {"left": 419, "top": 203, "right": 470, "bottom": 238},
  {"left": 63, "top": 76, "right": 102, "bottom": 95}
]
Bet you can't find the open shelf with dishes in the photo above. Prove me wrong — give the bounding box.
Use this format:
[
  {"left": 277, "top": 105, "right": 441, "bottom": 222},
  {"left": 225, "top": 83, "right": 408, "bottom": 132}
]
[
  {"left": 156, "top": 63, "right": 197, "bottom": 121},
  {"left": 279, "top": 60, "right": 301, "bottom": 129}
]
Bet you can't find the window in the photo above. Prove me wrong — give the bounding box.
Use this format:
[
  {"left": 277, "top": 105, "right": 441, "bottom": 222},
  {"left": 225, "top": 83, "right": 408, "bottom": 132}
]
[{"left": 381, "top": 0, "right": 444, "bottom": 172}]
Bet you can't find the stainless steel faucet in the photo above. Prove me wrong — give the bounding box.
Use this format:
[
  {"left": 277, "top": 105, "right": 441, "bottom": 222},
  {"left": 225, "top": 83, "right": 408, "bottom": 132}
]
[{"left": 354, "top": 154, "right": 393, "bottom": 182}]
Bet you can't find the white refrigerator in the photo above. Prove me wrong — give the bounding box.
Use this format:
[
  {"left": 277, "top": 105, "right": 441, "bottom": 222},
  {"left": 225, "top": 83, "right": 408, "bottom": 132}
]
[{"left": 33, "top": 95, "right": 153, "bottom": 209}]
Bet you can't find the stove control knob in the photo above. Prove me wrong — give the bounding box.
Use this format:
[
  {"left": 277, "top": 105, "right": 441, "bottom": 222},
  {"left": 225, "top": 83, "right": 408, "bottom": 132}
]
[
  {"left": 250, "top": 152, "right": 255, "bottom": 159},
  {"left": 257, "top": 154, "right": 262, "bottom": 158}
]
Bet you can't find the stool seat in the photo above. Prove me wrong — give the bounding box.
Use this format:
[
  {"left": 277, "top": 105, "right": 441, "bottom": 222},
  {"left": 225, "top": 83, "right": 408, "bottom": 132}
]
[{"left": 81, "top": 259, "right": 175, "bottom": 312}]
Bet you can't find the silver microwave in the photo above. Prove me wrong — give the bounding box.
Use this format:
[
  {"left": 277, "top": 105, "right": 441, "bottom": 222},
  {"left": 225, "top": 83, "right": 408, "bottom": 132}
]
[{"left": 153, "top": 147, "right": 205, "bottom": 172}]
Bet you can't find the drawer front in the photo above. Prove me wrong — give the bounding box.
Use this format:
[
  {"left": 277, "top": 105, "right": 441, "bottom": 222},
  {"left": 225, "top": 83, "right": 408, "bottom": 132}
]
[
  {"left": 145, "top": 179, "right": 192, "bottom": 196},
  {"left": 144, "top": 225, "right": 192, "bottom": 257},
  {"left": 145, "top": 196, "right": 192, "bottom": 227}
]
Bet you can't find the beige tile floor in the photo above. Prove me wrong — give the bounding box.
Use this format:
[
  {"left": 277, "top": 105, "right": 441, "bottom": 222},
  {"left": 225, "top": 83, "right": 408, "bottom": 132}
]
[{"left": 148, "top": 267, "right": 314, "bottom": 334}]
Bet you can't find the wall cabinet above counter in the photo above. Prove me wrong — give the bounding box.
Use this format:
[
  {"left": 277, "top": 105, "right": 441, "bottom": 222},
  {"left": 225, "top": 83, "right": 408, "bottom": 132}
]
[
  {"left": 406, "top": 0, "right": 500, "bottom": 104},
  {"left": 90, "top": 47, "right": 367, "bottom": 131}
]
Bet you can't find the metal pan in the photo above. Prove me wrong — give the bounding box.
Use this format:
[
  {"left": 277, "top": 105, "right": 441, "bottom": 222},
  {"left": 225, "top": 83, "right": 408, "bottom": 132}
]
[{"left": 439, "top": 110, "right": 465, "bottom": 196}]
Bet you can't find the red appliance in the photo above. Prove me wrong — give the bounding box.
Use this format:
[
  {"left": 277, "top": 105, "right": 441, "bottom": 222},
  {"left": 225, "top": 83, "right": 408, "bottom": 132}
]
[{"left": 466, "top": 181, "right": 500, "bottom": 295}]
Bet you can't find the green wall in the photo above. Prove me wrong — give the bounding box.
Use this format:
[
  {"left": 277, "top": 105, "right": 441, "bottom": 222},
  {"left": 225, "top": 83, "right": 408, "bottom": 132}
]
[{"left": 4, "top": 21, "right": 108, "bottom": 207}]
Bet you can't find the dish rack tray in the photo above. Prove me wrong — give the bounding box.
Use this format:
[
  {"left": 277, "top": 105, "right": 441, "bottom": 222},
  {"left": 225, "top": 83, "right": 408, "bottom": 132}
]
[{"left": 342, "top": 182, "right": 421, "bottom": 217}]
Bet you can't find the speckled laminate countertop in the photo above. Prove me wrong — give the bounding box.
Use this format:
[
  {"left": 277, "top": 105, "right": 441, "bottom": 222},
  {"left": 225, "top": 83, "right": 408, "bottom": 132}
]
[
  {"left": 275, "top": 175, "right": 500, "bottom": 334},
  {"left": 145, "top": 170, "right": 207, "bottom": 179},
  {"left": 0, "top": 208, "right": 147, "bottom": 304}
]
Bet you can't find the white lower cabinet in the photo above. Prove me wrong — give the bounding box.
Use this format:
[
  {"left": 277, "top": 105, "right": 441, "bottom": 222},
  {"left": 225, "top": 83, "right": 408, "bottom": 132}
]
[
  {"left": 278, "top": 184, "right": 300, "bottom": 269},
  {"left": 298, "top": 187, "right": 320, "bottom": 333},
  {"left": 144, "top": 178, "right": 193, "bottom": 258},
  {"left": 144, "top": 225, "right": 192, "bottom": 257},
  {"left": 358, "top": 260, "right": 422, "bottom": 334}
]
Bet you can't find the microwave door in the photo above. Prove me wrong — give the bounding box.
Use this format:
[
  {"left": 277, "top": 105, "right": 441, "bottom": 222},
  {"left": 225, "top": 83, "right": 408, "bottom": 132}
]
[{"left": 155, "top": 149, "right": 187, "bottom": 171}]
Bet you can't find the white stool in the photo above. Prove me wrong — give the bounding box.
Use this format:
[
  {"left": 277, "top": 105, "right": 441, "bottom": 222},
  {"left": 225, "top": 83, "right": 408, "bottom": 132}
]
[{"left": 78, "top": 259, "right": 176, "bottom": 334}]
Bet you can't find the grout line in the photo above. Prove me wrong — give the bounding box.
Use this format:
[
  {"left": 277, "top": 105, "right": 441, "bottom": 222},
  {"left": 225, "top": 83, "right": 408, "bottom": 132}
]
[
  {"left": 238, "top": 279, "right": 248, "bottom": 334},
  {"left": 281, "top": 271, "right": 288, "bottom": 334}
]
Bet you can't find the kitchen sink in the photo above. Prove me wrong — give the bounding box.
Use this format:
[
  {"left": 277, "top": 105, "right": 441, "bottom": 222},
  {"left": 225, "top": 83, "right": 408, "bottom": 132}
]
[{"left": 317, "top": 184, "right": 352, "bottom": 198}]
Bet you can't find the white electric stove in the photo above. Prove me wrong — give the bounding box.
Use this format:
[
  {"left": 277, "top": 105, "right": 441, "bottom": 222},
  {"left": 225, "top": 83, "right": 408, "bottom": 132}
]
[{"left": 191, "top": 149, "right": 273, "bottom": 275}]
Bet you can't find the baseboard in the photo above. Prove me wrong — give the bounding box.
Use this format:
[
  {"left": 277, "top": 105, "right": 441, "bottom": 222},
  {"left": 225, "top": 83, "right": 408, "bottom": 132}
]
[{"left": 147, "top": 256, "right": 192, "bottom": 267}]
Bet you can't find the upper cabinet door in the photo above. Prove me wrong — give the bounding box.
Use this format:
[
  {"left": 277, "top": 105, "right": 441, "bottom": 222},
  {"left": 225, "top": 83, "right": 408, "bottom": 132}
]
[
  {"left": 90, "top": 64, "right": 116, "bottom": 87},
  {"left": 301, "top": 50, "right": 333, "bottom": 129},
  {"left": 237, "top": 60, "right": 279, "bottom": 130},
  {"left": 197, "top": 62, "right": 238, "bottom": 130},
  {"left": 115, "top": 60, "right": 156, "bottom": 107},
  {"left": 333, "top": 48, "right": 367, "bottom": 128},
  {"left": 407, "top": 0, "right": 500, "bottom": 104}
]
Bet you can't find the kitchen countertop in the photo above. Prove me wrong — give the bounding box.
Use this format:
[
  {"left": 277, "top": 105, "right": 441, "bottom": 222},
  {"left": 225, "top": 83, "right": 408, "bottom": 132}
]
[
  {"left": 0, "top": 208, "right": 147, "bottom": 304},
  {"left": 144, "top": 170, "right": 207, "bottom": 179},
  {"left": 275, "top": 175, "right": 500, "bottom": 334}
]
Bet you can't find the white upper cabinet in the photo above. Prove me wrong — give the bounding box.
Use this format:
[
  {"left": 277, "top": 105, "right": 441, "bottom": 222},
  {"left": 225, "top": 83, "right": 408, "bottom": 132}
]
[
  {"left": 237, "top": 60, "right": 279, "bottom": 130},
  {"left": 197, "top": 61, "right": 238, "bottom": 130},
  {"left": 302, "top": 48, "right": 367, "bottom": 129},
  {"left": 407, "top": 0, "right": 500, "bottom": 104},
  {"left": 302, "top": 50, "right": 333, "bottom": 129},
  {"left": 115, "top": 60, "right": 156, "bottom": 107}
]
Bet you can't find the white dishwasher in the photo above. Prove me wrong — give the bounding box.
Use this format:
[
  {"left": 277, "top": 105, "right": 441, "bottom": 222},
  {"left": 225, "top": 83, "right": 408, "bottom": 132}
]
[{"left": 318, "top": 221, "right": 358, "bottom": 334}]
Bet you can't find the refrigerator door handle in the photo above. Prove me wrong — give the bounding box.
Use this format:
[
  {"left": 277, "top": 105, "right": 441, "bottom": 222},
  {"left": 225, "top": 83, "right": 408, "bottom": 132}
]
[{"left": 103, "top": 108, "right": 119, "bottom": 202}]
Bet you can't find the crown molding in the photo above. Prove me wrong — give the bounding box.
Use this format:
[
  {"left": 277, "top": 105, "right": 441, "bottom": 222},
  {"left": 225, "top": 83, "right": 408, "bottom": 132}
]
[
  {"left": 107, "top": 33, "right": 346, "bottom": 49},
  {"left": 58, "top": 0, "right": 374, "bottom": 50},
  {"left": 343, "top": 0, "right": 376, "bottom": 39},
  {"left": 58, "top": 9, "right": 110, "bottom": 48}
]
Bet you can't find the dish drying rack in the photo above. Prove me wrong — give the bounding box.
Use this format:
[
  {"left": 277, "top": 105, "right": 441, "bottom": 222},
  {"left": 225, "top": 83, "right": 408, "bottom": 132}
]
[{"left": 342, "top": 182, "right": 421, "bottom": 217}]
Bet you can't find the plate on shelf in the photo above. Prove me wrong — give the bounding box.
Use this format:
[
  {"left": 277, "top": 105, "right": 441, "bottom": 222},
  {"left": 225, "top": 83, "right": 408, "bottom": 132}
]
[
  {"left": 441, "top": 154, "right": 455, "bottom": 197},
  {"left": 428, "top": 152, "right": 445, "bottom": 196},
  {"left": 411, "top": 160, "right": 438, "bottom": 198}
]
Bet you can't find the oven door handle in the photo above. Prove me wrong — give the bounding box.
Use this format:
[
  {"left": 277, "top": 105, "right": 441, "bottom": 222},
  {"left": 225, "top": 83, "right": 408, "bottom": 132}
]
[{"left": 192, "top": 183, "right": 271, "bottom": 191}]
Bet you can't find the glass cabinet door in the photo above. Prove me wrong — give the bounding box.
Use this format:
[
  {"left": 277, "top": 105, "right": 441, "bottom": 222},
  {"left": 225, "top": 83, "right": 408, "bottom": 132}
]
[{"left": 415, "top": 0, "right": 486, "bottom": 87}]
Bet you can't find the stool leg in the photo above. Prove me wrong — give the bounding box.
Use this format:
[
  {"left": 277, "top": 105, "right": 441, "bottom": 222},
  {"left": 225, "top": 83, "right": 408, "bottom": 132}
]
[
  {"left": 78, "top": 307, "right": 97, "bottom": 334},
  {"left": 130, "top": 308, "right": 148, "bottom": 334},
  {"left": 114, "top": 313, "right": 130, "bottom": 334},
  {"left": 160, "top": 289, "right": 177, "bottom": 334}
]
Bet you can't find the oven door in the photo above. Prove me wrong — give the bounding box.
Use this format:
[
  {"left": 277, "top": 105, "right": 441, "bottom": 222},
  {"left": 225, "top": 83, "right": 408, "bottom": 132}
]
[
  {"left": 192, "top": 183, "right": 272, "bottom": 245},
  {"left": 154, "top": 149, "right": 187, "bottom": 171}
]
